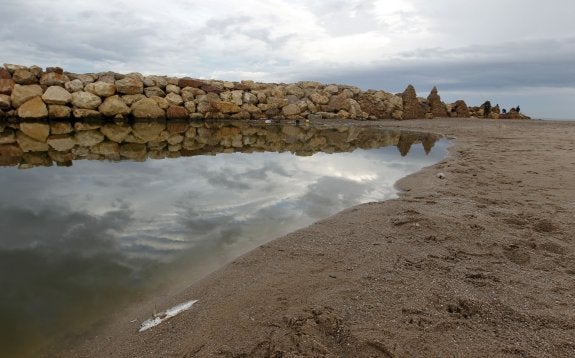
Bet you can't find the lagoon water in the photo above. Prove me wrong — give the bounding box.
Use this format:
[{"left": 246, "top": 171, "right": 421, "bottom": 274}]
[{"left": 0, "top": 123, "right": 448, "bottom": 356}]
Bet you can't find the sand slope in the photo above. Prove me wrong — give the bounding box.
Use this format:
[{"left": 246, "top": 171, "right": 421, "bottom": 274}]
[{"left": 61, "top": 118, "right": 575, "bottom": 358}]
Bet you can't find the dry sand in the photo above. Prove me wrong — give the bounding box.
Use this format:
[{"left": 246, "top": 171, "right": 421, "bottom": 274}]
[{"left": 60, "top": 118, "right": 575, "bottom": 357}]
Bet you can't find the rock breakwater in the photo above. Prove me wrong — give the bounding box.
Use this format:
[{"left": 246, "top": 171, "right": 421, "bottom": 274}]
[{"left": 0, "top": 63, "right": 529, "bottom": 122}]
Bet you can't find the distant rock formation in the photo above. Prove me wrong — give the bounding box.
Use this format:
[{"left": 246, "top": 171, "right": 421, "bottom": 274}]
[
  {"left": 401, "top": 85, "right": 426, "bottom": 120},
  {"left": 427, "top": 86, "right": 448, "bottom": 118}
]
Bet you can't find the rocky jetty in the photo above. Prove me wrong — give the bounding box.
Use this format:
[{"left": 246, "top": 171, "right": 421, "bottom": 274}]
[
  {"left": 0, "top": 63, "right": 529, "bottom": 122},
  {"left": 0, "top": 119, "right": 439, "bottom": 169}
]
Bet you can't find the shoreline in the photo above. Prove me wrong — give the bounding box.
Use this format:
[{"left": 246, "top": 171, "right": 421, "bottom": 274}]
[{"left": 59, "top": 118, "right": 575, "bottom": 357}]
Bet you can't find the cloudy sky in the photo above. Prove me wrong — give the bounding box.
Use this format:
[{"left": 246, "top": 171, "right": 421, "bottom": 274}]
[{"left": 2, "top": 0, "right": 574, "bottom": 118}]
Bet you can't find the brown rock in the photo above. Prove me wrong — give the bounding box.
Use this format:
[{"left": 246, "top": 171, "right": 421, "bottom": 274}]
[
  {"left": 91, "top": 141, "right": 120, "bottom": 156},
  {"left": 167, "top": 120, "right": 189, "bottom": 134},
  {"left": 47, "top": 134, "right": 76, "bottom": 151},
  {"left": 99, "top": 95, "right": 130, "bottom": 117},
  {"left": 48, "top": 105, "right": 72, "bottom": 119},
  {"left": 101, "top": 123, "right": 132, "bottom": 143},
  {"left": 18, "top": 97, "right": 49, "bottom": 119},
  {"left": 0, "top": 68, "right": 11, "bottom": 79},
  {"left": 12, "top": 69, "right": 38, "bottom": 85},
  {"left": 39, "top": 72, "right": 69, "bottom": 86},
  {"left": 167, "top": 106, "right": 188, "bottom": 119},
  {"left": 85, "top": 81, "right": 116, "bottom": 97},
  {"left": 116, "top": 77, "right": 143, "bottom": 95},
  {"left": 10, "top": 84, "right": 43, "bottom": 107},
  {"left": 0, "top": 128, "right": 16, "bottom": 144},
  {"left": 20, "top": 121, "right": 50, "bottom": 141},
  {"left": 144, "top": 86, "right": 166, "bottom": 98},
  {"left": 0, "top": 94, "right": 11, "bottom": 110},
  {"left": 16, "top": 132, "right": 50, "bottom": 152},
  {"left": 121, "top": 94, "right": 147, "bottom": 106},
  {"left": 132, "top": 119, "right": 166, "bottom": 141},
  {"left": 131, "top": 98, "right": 165, "bottom": 119},
  {"left": 282, "top": 103, "right": 302, "bottom": 116},
  {"left": 427, "top": 86, "right": 448, "bottom": 118},
  {"left": 120, "top": 143, "right": 147, "bottom": 160},
  {"left": 3, "top": 64, "right": 27, "bottom": 73},
  {"left": 0, "top": 144, "right": 23, "bottom": 166},
  {"left": 402, "top": 84, "right": 425, "bottom": 120},
  {"left": 0, "top": 79, "right": 15, "bottom": 95},
  {"left": 178, "top": 77, "right": 204, "bottom": 88},
  {"left": 452, "top": 100, "right": 470, "bottom": 117},
  {"left": 46, "top": 67, "right": 64, "bottom": 74},
  {"left": 50, "top": 121, "right": 73, "bottom": 134},
  {"left": 42, "top": 86, "right": 72, "bottom": 105},
  {"left": 150, "top": 96, "right": 170, "bottom": 110},
  {"left": 75, "top": 130, "right": 105, "bottom": 146},
  {"left": 321, "top": 92, "right": 352, "bottom": 112},
  {"left": 212, "top": 101, "right": 241, "bottom": 114},
  {"left": 166, "top": 92, "right": 184, "bottom": 106},
  {"left": 72, "top": 109, "right": 102, "bottom": 119},
  {"left": 48, "top": 149, "right": 75, "bottom": 163},
  {"left": 74, "top": 120, "right": 102, "bottom": 131}
]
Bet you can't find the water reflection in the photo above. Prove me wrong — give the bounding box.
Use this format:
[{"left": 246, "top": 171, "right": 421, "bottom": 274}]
[{"left": 0, "top": 120, "right": 447, "bottom": 357}]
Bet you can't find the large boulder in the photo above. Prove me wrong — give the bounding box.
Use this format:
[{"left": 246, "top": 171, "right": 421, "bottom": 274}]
[
  {"left": 12, "top": 69, "right": 37, "bottom": 85},
  {"left": 47, "top": 134, "right": 76, "bottom": 151},
  {"left": 132, "top": 119, "right": 166, "bottom": 141},
  {"left": 452, "top": 100, "right": 470, "bottom": 117},
  {"left": 65, "top": 79, "right": 84, "bottom": 93},
  {"left": 71, "top": 91, "right": 102, "bottom": 110},
  {"left": 16, "top": 132, "right": 50, "bottom": 152},
  {"left": 101, "top": 123, "right": 132, "bottom": 143},
  {"left": 178, "top": 77, "right": 203, "bottom": 88},
  {"left": 401, "top": 84, "right": 425, "bottom": 120},
  {"left": 131, "top": 98, "right": 165, "bottom": 119},
  {"left": 20, "top": 121, "right": 50, "bottom": 141},
  {"left": 166, "top": 106, "right": 188, "bottom": 119},
  {"left": 39, "top": 72, "right": 69, "bottom": 86},
  {"left": 212, "top": 101, "right": 241, "bottom": 114},
  {"left": 115, "top": 77, "right": 143, "bottom": 95},
  {"left": 17, "top": 97, "right": 49, "bottom": 119},
  {"left": 85, "top": 81, "right": 116, "bottom": 97},
  {"left": 42, "top": 86, "right": 72, "bottom": 105},
  {"left": 98, "top": 95, "right": 130, "bottom": 117},
  {"left": 11, "top": 84, "right": 43, "bottom": 108},
  {"left": 282, "top": 103, "right": 302, "bottom": 116},
  {"left": 75, "top": 130, "right": 105, "bottom": 146},
  {"left": 48, "top": 105, "right": 72, "bottom": 119}
]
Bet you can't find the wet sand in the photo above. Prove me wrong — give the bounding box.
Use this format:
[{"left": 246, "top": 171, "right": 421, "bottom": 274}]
[{"left": 61, "top": 118, "right": 575, "bottom": 357}]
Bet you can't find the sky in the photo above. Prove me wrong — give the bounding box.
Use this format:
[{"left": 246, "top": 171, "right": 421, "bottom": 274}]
[{"left": 1, "top": 0, "right": 574, "bottom": 119}]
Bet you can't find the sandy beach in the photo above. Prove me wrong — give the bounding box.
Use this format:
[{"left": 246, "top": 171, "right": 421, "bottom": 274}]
[{"left": 60, "top": 118, "right": 575, "bottom": 357}]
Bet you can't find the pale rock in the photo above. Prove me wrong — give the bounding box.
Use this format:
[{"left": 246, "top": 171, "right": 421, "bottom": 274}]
[
  {"left": 75, "top": 130, "right": 105, "bottom": 146},
  {"left": 16, "top": 131, "right": 50, "bottom": 152},
  {"left": 130, "top": 98, "right": 164, "bottom": 118},
  {"left": 181, "top": 88, "right": 196, "bottom": 102},
  {"left": 18, "top": 97, "right": 49, "bottom": 119},
  {"left": 165, "top": 92, "right": 184, "bottom": 106},
  {"left": 99, "top": 95, "right": 130, "bottom": 117},
  {"left": 150, "top": 96, "right": 170, "bottom": 110},
  {"left": 11, "top": 84, "right": 43, "bottom": 108},
  {"left": 74, "top": 74, "right": 96, "bottom": 85},
  {"left": 42, "top": 86, "right": 72, "bottom": 105},
  {"left": 40, "top": 72, "right": 69, "bottom": 86},
  {"left": 65, "top": 79, "right": 84, "bottom": 93},
  {"left": 309, "top": 91, "right": 330, "bottom": 105},
  {"left": 271, "top": 86, "right": 286, "bottom": 98},
  {"left": 74, "top": 121, "right": 102, "bottom": 131},
  {"left": 285, "top": 84, "right": 305, "bottom": 97},
  {"left": 0, "top": 94, "right": 11, "bottom": 110},
  {"left": 12, "top": 69, "right": 37, "bottom": 85},
  {"left": 85, "top": 81, "right": 116, "bottom": 97},
  {"left": 121, "top": 94, "right": 146, "bottom": 106},
  {"left": 144, "top": 86, "right": 166, "bottom": 98},
  {"left": 50, "top": 121, "right": 73, "bottom": 134},
  {"left": 3, "top": 64, "right": 28, "bottom": 73},
  {"left": 266, "top": 97, "right": 289, "bottom": 109},
  {"left": 324, "top": 85, "right": 339, "bottom": 94},
  {"left": 71, "top": 91, "right": 102, "bottom": 109},
  {"left": 72, "top": 109, "right": 102, "bottom": 119},
  {"left": 101, "top": 123, "right": 132, "bottom": 143},
  {"left": 116, "top": 77, "right": 143, "bottom": 95},
  {"left": 120, "top": 143, "right": 147, "bottom": 160},
  {"left": 242, "top": 92, "right": 258, "bottom": 105},
  {"left": 166, "top": 84, "right": 181, "bottom": 94},
  {"left": 143, "top": 77, "right": 156, "bottom": 87},
  {"left": 48, "top": 105, "right": 72, "bottom": 119},
  {"left": 48, "top": 149, "right": 75, "bottom": 163},
  {"left": 231, "top": 90, "right": 244, "bottom": 105},
  {"left": 47, "top": 134, "right": 76, "bottom": 151},
  {"left": 184, "top": 101, "right": 196, "bottom": 113}
]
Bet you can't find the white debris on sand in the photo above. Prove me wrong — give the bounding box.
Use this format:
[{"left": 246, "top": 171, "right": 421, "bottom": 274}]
[{"left": 139, "top": 300, "right": 198, "bottom": 332}]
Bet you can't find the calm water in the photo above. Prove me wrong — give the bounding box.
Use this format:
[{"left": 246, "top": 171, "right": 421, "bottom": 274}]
[{"left": 0, "top": 122, "right": 448, "bottom": 356}]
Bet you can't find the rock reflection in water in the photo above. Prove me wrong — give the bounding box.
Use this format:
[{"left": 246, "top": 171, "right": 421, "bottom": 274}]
[
  {"left": 0, "top": 119, "right": 446, "bottom": 357},
  {"left": 0, "top": 119, "right": 440, "bottom": 168}
]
